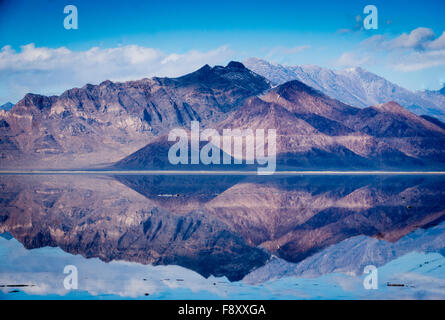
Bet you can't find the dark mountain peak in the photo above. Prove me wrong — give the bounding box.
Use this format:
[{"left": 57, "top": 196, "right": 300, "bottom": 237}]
[
  {"left": 173, "top": 62, "right": 270, "bottom": 97},
  {"left": 18, "top": 93, "right": 55, "bottom": 110},
  {"left": 82, "top": 83, "right": 96, "bottom": 91},
  {"left": 227, "top": 61, "right": 246, "bottom": 70},
  {"left": 196, "top": 61, "right": 245, "bottom": 72},
  {"left": 178, "top": 61, "right": 250, "bottom": 80},
  {"left": 275, "top": 80, "right": 323, "bottom": 97},
  {"left": 183, "top": 61, "right": 246, "bottom": 78},
  {"left": 99, "top": 80, "right": 114, "bottom": 87},
  {"left": 174, "top": 64, "right": 223, "bottom": 83},
  {"left": 0, "top": 102, "right": 14, "bottom": 111},
  {"left": 197, "top": 64, "right": 212, "bottom": 72},
  {"left": 23, "top": 92, "right": 45, "bottom": 100},
  {"left": 440, "top": 86, "right": 445, "bottom": 95}
]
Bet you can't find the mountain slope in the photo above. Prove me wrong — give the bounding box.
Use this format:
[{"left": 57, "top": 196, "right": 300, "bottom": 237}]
[
  {"left": 114, "top": 78, "right": 445, "bottom": 170},
  {"left": 244, "top": 58, "right": 445, "bottom": 121},
  {"left": 0, "top": 62, "right": 270, "bottom": 169},
  {"left": 421, "top": 115, "right": 445, "bottom": 130}
]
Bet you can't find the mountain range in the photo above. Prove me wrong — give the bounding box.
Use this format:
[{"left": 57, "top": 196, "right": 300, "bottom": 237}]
[
  {"left": 1, "top": 60, "right": 445, "bottom": 170},
  {"left": 244, "top": 57, "right": 445, "bottom": 121},
  {"left": 115, "top": 68, "right": 445, "bottom": 170},
  {"left": 0, "top": 61, "right": 269, "bottom": 169}
]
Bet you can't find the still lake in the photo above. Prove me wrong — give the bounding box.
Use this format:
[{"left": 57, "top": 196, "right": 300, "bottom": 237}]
[{"left": 1, "top": 173, "right": 444, "bottom": 299}]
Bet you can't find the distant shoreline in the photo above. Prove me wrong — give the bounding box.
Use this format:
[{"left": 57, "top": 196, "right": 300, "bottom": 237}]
[{"left": 1, "top": 170, "right": 445, "bottom": 176}]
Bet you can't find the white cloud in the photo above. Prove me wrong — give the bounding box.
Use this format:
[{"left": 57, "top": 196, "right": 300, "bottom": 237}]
[
  {"left": 335, "top": 28, "right": 445, "bottom": 72},
  {"left": 427, "top": 31, "right": 445, "bottom": 50},
  {"left": 359, "top": 28, "right": 441, "bottom": 52},
  {"left": 393, "top": 49, "right": 445, "bottom": 72},
  {"left": 0, "top": 44, "right": 235, "bottom": 103},
  {"left": 389, "top": 27, "right": 435, "bottom": 50}
]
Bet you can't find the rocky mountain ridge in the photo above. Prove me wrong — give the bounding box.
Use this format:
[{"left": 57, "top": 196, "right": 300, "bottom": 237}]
[
  {"left": 244, "top": 57, "right": 445, "bottom": 121},
  {"left": 0, "top": 62, "right": 270, "bottom": 169}
]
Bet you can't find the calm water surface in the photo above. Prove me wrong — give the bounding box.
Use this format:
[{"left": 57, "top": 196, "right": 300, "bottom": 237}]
[{"left": 1, "top": 174, "right": 444, "bottom": 299}]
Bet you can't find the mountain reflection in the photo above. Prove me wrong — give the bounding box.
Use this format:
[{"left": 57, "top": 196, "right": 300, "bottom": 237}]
[{"left": 0, "top": 174, "right": 444, "bottom": 281}]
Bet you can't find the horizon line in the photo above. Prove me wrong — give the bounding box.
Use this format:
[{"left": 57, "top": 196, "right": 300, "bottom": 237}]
[{"left": 1, "top": 170, "right": 445, "bottom": 176}]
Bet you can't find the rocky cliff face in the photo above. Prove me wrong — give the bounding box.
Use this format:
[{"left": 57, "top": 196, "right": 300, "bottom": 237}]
[
  {"left": 116, "top": 78, "right": 445, "bottom": 170},
  {"left": 0, "top": 62, "right": 270, "bottom": 169}
]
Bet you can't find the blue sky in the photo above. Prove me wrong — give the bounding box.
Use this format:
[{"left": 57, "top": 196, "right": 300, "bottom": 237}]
[{"left": 1, "top": 0, "right": 445, "bottom": 104}]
